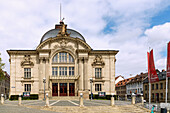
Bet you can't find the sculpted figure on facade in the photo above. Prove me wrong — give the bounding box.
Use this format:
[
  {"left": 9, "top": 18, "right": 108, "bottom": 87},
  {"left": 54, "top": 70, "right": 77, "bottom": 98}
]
[
  {"left": 92, "top": 55, "right": 105, "bottom": 67},
  {"left": 21, "top": 55, "right": 34, "bottom": 67}
]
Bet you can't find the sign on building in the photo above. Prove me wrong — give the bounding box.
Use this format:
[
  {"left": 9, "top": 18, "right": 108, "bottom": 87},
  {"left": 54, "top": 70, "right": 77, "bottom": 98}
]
[{"left": 23, "top": 92, "right": 30, "bottom": 97}]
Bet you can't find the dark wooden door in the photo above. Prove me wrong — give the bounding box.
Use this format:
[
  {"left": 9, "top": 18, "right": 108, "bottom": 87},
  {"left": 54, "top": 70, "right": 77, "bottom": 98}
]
[
  {"left": 52, "top": 83, "right": 58, "bottom": 96},
  {"left": 60, "top": 83, "right": 67, "bottom": 96},
  {"left": 69, "top": 83, "right": 75, "bottom": 96}
]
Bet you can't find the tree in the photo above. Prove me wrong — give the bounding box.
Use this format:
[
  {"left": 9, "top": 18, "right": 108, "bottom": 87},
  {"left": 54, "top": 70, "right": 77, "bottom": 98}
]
[{"left": 0, "top": 53, "right": 5, "bottom": 81}]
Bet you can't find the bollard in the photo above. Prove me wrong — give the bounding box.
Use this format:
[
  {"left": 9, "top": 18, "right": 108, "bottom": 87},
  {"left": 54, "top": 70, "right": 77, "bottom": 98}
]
[
  {"left": 131, "top": 93, "right": 135, "bottom": 104},
  {"left": 167, "top": 108, "right": 170, "bottom": 113},
  {"left": 111, "top": 93, "right": 115, "bottom": 106},
  {"left": 79, "top": 93, "right": 84, "bottom": 107},
  {"left": 18, "top": 94, "right": 22, "bottom": 106},
  {"left": 1, "top": 94, "right": 4, "bottom": 105},
  {"left": 46, "top": 93, "right": 49, "bottom": 107},
  {"left": 118, "top": 96, "right": 119, "bottom": 101},
  {"left": 140, "top": 94, "right": 144, "bottom": 105},
  {"left": 125, "top": 94, "right": 127, "bottom": 101}
]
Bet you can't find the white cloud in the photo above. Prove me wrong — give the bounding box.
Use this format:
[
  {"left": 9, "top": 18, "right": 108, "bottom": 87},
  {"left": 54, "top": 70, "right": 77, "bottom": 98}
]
[{"left": 0, "top": 0, "right": 170, "bottom": 78}]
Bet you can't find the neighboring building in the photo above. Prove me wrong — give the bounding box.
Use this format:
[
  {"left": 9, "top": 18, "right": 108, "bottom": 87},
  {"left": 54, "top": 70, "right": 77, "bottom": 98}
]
[
  {"left": 0, "top": 71, "right": 10, "bottom": 99},
  {"left": 115, "top": 75, "right": 124, "bottom": 84},
  {"left": 115, "top": 77, "right": 133, "bottom": 98},
  {"left": 126, "top": 73, "right": 147, "bottom": 96},
  {"left": 7, "top": 21, "right": 119, "bottom": 99},
  {"left": 143, "top": 70, "right": 170, "bottom": 102}
]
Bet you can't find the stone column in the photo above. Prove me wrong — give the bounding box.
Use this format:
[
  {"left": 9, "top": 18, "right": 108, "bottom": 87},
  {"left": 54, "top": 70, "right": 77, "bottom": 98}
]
[
  {"left": 58, "top": 82, "right": 60, "bottom": 97},
  {"left": 18, "top": 94, "right": 22, "bottom": 106},
  {"left": 67, "top": 82, "right": 69, "bottom": 96},
  {"left": 78, "top": 59, "right": 83, "bottom": 90},
  {"left": 84, "top": 59, "right": 88, "bottom": 91},
  {"left": 1, "top": 94, "right": 4, "bottom": 105},
  {"left": 49, "top": 80, "right": 52, "bottom": 97},
  {"left": 75, "top": 80, "right": 77, "bottom": 96}
]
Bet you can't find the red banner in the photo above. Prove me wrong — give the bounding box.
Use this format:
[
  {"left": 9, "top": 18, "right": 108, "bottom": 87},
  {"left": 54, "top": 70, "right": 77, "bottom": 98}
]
[
  {"left": 147, "top": 49, "right": 159, "bottom": 83},
  {"left": 167, "top": 42, "right": 170, "bottom": 77},
  {"left": 147, "top": 52, "right": 150, "bottom": 82}
]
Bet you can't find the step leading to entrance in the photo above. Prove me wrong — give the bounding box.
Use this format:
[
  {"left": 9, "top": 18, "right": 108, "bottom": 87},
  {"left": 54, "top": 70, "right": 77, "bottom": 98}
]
[{"left": 50, "top": 96, "right": 79, "bottom": 100}]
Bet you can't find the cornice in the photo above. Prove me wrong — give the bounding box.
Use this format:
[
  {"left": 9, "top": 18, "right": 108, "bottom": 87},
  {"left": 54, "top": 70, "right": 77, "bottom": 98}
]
[
  {"left": 7, "top": 50, "right": 37, "bottom": 55},
  {"left": 76, "top": 49, "right": 91, "bottom": 53},
  {"left": 90, "top": 50, "right": 119, "bottom": 55},
  {"left": 37, "top": 49, "right": 51, "bottom": 53}
]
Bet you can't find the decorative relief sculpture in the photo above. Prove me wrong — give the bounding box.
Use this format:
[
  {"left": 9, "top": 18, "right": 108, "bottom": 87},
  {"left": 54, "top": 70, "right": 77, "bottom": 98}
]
[
  {"left": 92, "top": 55, "right": 105, "bottom": 67},
  {"left": 21, "top": 55, "right": 34, "bottom": 67},
  {"left": 53, "top": 39, "right": 75, "bottom": 52},
  {"left": 59, "top": 39, "right": 69, "bottom": 48}
]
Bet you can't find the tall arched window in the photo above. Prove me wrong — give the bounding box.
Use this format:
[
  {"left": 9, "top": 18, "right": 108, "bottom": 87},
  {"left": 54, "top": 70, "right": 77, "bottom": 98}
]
[
  {"left": 52, "top": 52, "right": 75, "bottom": 77},
  {"left": 52, "top": 52, "right": 74, "bottom": 63}
]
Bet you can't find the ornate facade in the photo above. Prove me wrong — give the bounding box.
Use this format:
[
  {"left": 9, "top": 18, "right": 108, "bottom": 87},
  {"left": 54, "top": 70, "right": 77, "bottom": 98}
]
[{"left": 7, "top": 21, "right": 118, "bottom": 99}]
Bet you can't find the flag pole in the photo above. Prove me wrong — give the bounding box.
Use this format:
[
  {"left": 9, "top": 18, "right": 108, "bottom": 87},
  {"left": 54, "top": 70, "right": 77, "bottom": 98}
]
[
  {"left": 149, "top": 47, "right": 151, "bottom": 104},
  {"left": 165, "top": 75, "right": 168, "bottom": 103},
  {"left": 165, "top": 42, "right": 169, "bottom": 103}
]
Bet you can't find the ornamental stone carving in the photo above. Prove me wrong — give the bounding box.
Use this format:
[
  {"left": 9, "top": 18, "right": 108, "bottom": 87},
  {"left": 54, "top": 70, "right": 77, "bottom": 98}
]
[
  {"left": 59, "top": 39, "right": 69, "bottom": 48},
  {"left": 53, "top": 40, "right": 75, "bottom": 52},
  {"left": 92, "top": 55, "right": 105, "bottom": 67},
  {"left": 21, "top": 55, "right": 34, "bottom": 67}
]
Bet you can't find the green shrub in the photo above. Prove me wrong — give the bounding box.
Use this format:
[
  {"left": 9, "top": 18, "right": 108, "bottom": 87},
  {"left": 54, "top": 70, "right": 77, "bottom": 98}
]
[
  {"left": 9, "top": 94, "right": 39, "bottom": 100},
  {"left": 89, "top": 94, "right": 111, "bottom": 100}
]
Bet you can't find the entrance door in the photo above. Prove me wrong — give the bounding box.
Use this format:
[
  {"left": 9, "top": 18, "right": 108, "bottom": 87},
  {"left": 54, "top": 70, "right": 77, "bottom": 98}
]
[
  {"left": 52, "top": 83, "right": 58, "bottom": 96},
  {"left": 60, "top": 83, "right": 67, "bottom": 96},
  {"left": 69, "top": 83, "right": 75, "bottom": 96}
]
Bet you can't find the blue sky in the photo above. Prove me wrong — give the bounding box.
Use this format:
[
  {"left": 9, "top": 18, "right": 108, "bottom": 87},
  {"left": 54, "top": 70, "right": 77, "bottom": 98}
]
[
  {"left": 151, "top": 6, "right": 170, "bottom": 28},
  {"left": 0, "top": 0, "right": 170, "bottom": 78}
]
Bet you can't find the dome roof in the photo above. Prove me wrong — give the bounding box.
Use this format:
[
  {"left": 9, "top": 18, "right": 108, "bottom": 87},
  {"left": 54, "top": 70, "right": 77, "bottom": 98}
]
[{"left": 40, "top": 28, "right": 86, "bottom": 43}]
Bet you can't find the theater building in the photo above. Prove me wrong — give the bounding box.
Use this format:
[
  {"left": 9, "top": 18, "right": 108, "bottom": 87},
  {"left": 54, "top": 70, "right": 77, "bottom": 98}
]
[{"left": 7, "top": 21, "right": 118, "bottom": 99}]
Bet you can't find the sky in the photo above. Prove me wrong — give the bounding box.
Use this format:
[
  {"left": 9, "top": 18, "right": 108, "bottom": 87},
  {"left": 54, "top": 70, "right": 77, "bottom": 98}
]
[{"left": 0, "top": 0, "right": 170, "bottom": 78}]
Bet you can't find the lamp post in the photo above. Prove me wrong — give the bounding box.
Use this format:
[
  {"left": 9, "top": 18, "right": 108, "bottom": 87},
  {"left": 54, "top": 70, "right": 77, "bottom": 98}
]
[
  {"left": 90, "top": 78, "right": 93, "bottom": 100},
  {"left": 43, "top": 78, "right": 46, "bottom": 101}
]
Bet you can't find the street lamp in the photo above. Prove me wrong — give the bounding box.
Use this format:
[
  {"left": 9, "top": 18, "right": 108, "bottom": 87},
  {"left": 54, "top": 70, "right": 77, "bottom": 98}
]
[
  {"left": 90, "top": 78, "right": 93, "bottom": 100},
  {"left": 43, "top": 78, "right": 46, "bottom": 101}
]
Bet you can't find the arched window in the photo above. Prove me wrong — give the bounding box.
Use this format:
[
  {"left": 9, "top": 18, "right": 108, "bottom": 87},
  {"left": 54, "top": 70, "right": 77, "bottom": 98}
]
[
  {"left": 52, "top": 52, "right": 74, "bottom": 63},
  {"left": 52, "top": 52, "right": 75, "bottom": 77}
]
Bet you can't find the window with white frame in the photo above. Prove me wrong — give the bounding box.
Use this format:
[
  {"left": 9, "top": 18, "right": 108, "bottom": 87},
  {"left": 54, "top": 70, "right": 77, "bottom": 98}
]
[
  {"left": 52, "top": 52, "right": 74, "bottom": 63},
  {"left": 24, "top": 68, "right": 31, "bottom": 78},
  {"left": 24, "top": 84, "right": 31, "bottom": 92},
  {"left": 59, "top": 67, "right": 67, "bottom": 76},
  {"left": 52, "top": 54, "right": 58, "bottom": 63},
  {"left": 52, "top": 67, "right": 58, "bottom": 76},
  {"left": 95, "top": 68, "right": 102, "bottom": 78},
  {"left": 69, "top": 54, "right": 74, "bottom": 63},
  {"left": 95, "top": 84, "right": 102, "bottom": 91},
  {"left": 69, "top": 67, "right": 74, "bottom": 76}
]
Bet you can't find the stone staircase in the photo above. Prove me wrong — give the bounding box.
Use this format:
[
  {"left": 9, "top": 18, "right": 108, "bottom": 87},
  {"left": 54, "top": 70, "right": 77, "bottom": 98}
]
[{"left": 49, "top": 96, "right": 79, "bottom": 100}]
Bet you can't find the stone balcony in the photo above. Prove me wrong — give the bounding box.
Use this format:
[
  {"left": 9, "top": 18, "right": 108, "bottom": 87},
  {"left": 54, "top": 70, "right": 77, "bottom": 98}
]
[{"left": 49, "top": 75, "right": 80, "bottom": 80}]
